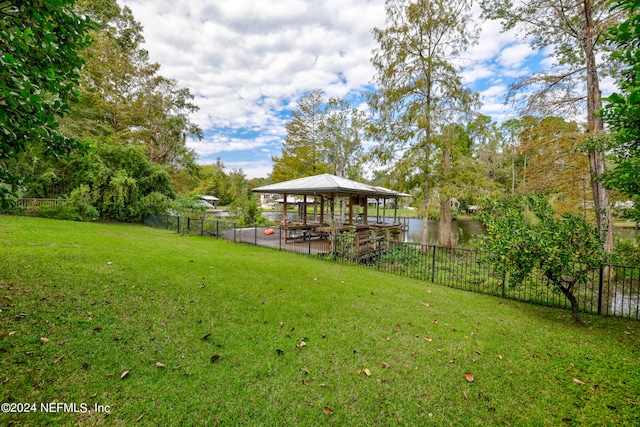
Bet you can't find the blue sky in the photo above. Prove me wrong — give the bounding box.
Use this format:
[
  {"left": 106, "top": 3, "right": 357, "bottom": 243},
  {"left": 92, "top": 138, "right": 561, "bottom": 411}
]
[{"left": 117, "top": 0, "right": 612, "bottom": 179}]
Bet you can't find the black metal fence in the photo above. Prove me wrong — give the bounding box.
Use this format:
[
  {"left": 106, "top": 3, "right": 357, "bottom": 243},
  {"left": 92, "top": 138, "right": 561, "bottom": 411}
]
[{"left": 144, "top": 214, "right": 640, "bottom": 321}]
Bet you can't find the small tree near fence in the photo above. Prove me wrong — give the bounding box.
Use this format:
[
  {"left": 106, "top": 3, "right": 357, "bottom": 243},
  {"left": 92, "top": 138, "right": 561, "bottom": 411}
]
[{"left": 476, "top": 197, "right": 606, "bottom": 324}]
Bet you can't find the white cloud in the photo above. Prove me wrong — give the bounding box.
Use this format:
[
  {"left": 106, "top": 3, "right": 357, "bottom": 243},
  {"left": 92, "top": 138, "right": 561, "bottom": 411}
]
[{"left": 117, "top": 0, "right": 554, "bottom": 177}]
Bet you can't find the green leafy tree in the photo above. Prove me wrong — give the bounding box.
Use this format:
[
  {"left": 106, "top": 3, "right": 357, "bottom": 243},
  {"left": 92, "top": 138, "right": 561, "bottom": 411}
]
[
  {"left": 0, "top": 0, "right": 93, "bottom": 207},
  {"left": 271, "top": 90, "right": 332, "bottom": 182},
  {"left": 600, "top": 0, "right": 640, "bottom": 220},
  {"left": 480, "top": 0, "right": 625, "bottom": 253},
  {"left": 320, "top": 98, "right": 367, "bottom": 179},
  {"left": 63, "top": 142, "right": 173, "bottom": 222},
  {"left": 477, "top": 197, "right": 606, "bottom": 324},
  {"left": 195, "top": 159, "right": 232, "bottom": 204},
  {"left": 63, "top": 0, "right": 201, "bottom": 170},
  {"left": 369, "top": 0, "right": 479, "bottom": 247}
]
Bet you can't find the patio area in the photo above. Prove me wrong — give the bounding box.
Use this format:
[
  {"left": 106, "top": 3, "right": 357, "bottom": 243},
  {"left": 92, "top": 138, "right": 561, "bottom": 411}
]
[{"left": 252, "top": 174, "right": 409, "bottom": 253}]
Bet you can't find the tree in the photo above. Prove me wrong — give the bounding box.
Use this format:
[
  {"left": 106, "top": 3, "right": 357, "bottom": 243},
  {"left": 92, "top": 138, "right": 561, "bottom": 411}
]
[
  {"left": 477, "top": 197, "right": 606, "bottom": 324},
  {"left": 320, "top": 98, "right": 367, "bottom": 179},
  {"left": 600, "top": 0, "right": 640, "bottom": 220},
  {"left": 61, "top": 141, "right": 174, "bottom": 222},
  {"left": 467, "top": 115, "right": 513, "bottom": 197},
  {"left": 369, "top": 0, "right": 479, "bottom": 248},
  {"left": 63, "top": 0, "right": 202, "bottom": 170},
  {"left": 0, "top": 0, "right": 93, "bottom": 208},
  {"left": 195, "top": 159, "right": 231, "bottom": 204},
  {"left": 517, "top": 116, "right": 591, "bottom": 214},
  {"left": 271, "top": 90, "right": 332, "bottom": 182},
  {"left": 480, "top": 0, "right": 625, "bottom": 253}
]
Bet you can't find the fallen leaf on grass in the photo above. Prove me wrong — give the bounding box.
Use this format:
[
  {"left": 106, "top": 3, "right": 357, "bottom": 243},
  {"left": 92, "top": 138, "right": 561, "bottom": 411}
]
[
  {"left": 121, "top": 370, "right": 130, "bottom": 379},
  {"left": 202, "top": 333, "right": 212, "bottom": 341},
  {"left": 381, "top": 362, "right": 390, "bottom": 369},
  {"left": 53, "top": 355, "right": 64, "bottom": 364},
  {"left": 364, "top": 368, "right": 371, "bottom": 377},
  {"left": 136, "top": 414, "right": 144, "bottom": 422},
  {"left": 465, "top": 372, "right": 474, "bottom": 382},
  {"left": 211, "top": 354, "right": 221, "bottom": 363},
  {"left": 463, "top": 390, "right": 468, "bottom": 400},
  {"left": 421, "top": 301, "right": 430, "bottom": 307},
  {"left": 106, "top": 372, "right": 115, "bottom": 377},
  {"left": 497, "top": 355, "right": 503, "bottom": 360},
  {"left": 299, "top": 341, "right": 307, "bottom": 348},
  {"left": 572, "top": 378, "right": 586, "bottom": 385},
  {"left": 424, "top": 336, "right": 433, "bottom": 343},
  {"left": 8, "top": 331, "right": 16, "bottom": 337},
  {"left": 323, "top": 407, "right": 333, "bottom": 415},
  {"left": 82, "top": 362, "right": 88, "bottom": 370},
  {"left": 301, "top": 379, "right": 309, "bottom": 386},
  {"left": 473, "top": 350, "right": 482, "bottom": 355},
  {"left": 155, "top": 362, "right": 165, "bottom": 368},
  {"left": 40, "top": 337, "right": 50, "bottom": 344}
]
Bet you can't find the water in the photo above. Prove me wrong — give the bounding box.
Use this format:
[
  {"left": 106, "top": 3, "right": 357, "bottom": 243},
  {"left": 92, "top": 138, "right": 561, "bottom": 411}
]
[
  {"left": 405, "top": 219, "right": 484, "bottom": 245},
  {"left": 260, "top": 212, "right": 485, "bottom": 245}
]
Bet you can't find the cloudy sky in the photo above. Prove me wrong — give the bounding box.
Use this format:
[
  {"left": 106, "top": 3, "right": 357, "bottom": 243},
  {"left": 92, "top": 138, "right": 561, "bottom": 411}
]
[{"left": 117, "top": 0, "right": 551, "bottom": 178}]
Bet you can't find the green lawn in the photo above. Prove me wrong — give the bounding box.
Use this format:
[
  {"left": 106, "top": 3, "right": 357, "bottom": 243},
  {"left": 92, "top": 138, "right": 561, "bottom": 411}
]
[{"left": 1, "top": 215, "right": 638, "bottom": 426}]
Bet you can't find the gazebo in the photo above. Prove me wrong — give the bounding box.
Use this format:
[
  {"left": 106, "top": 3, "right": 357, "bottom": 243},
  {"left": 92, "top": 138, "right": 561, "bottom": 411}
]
[{"left": 252, "top": 173, "right": 408, "bottom": 242}]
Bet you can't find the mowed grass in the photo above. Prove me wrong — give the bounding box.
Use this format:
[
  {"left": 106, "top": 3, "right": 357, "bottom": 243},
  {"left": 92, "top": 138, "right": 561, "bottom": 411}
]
[{"left": 0, "top": 216, "right": 638, "bottom": 426}]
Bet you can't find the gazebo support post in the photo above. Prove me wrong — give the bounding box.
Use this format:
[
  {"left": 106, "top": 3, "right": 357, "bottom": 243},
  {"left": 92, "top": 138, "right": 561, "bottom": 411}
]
[
  {"left": 283, "top": 193, "right": 288, "bottom": 244},
  {"left": 383, "top": 198, "right": 387, "bottom": 223},
  {"left": 303, "top": 195, "right": 307, "bottom": 226},
  {"left": 348, "top": 196, "right": 354, "bottom": 225},
  {"left": 394, "top": 197, "right": 398, "bottom": 224},
  {"left": 364, "top": 197, "right": 368, "bottom": 225}
]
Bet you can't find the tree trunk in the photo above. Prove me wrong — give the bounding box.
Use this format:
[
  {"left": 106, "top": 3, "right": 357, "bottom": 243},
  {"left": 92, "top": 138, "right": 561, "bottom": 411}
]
[
  {"left": 421, "top": 182, "right": 430, "bottom": 247},
  {"left": 581, "top": 0, "right": 614, "bottom": 253},
  {"left": 439, "top": 198, "right": 454, "bottom": 248},
  {"left": 562, "top": 287, "right": 583, "bottom": 325},
  {"left": 439, "top": 147, "right": 454, "bottom": 248}
]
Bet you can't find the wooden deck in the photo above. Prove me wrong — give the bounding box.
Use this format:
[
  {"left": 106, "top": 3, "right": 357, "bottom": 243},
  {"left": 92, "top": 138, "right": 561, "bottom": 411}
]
[{"left": 223, "top": 224, "right": 404, "bottom": 259}]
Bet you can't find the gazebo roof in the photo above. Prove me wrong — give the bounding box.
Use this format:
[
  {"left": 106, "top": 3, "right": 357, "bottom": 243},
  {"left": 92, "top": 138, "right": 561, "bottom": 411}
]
[{"left": 252, "top": 173, "right": 405, "bottom": 198}]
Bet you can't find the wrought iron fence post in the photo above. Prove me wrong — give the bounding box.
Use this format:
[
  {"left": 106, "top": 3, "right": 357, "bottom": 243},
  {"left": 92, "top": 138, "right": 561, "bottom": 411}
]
[
  {"left": 233, "top": 223, "right": 237, "bottom": 242},
  {"left": 216, "top": 220, "right": 219, "bottom": 238},
  {"left": 377, "top": 238, "right": 383, "bottom": 271},
  {"left": 279, "top": 227, "right": 282, "bottom": 250},
  {"left": 431, "top": 245, "right": 437, "bottom": 283},
  {"left": 501, "top": 270, "right": 506, "bottom": 298},
  {"left": 177, "top": 216, "right": 181, "bottom": 235},
  {"left": 597, "top": 267, "right": 604, "bottom": 315},
  {"left": 307, "top": 231, "right": 311, "bottom": 255},
  {"left": 201, "top": 218, "right": 204, "bottom": 236},
  {"left": 255, "top": 224, "right": 258, "bottom": 245}
]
